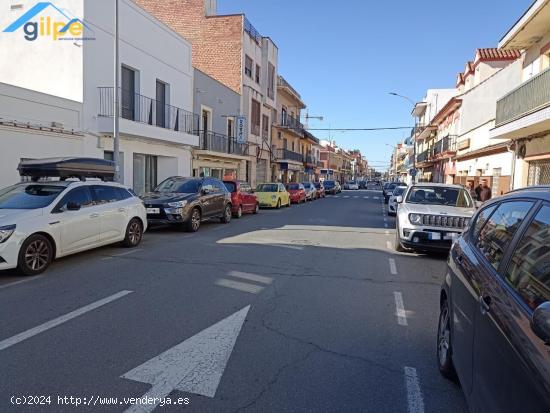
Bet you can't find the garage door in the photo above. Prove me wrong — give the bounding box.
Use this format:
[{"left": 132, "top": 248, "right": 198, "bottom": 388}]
[{"left": 256, "top": 159, "right": 268, "bottom": 184}]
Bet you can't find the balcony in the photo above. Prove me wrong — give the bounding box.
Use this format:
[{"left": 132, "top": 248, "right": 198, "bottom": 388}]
[
  {"left": 304, "top": 154, "right": 316, "bottom": 166},
  {"left": 432, "top": 136, "right": 457, "bottom": 158},
  {"left": 196, "top": 131, "right": 248, "bottom": 156},
  {"left": 277, "top": 113, "right": 304, "bottom": 134},
  {"left": 416, "top": 149, "right": 432, "bottom": 164},
  {"left": 495, "top": 67, "right": 550, "bottom": 127},
  {"left": 244, "top": 18, "right": 262, "bottom": 44},
  {"left": 98, "top": 87, "right": 199, "bottom": 136},
  {"left": 276, "top": 148, "right": 303, "bottom": 163}
]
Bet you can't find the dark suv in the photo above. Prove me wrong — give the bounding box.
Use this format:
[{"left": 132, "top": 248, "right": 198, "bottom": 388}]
[
  {"left": 437, "top": 186, "right": 550, "bottom": 412},
  {"left": 141, "top": 177, "right": 232, "bottom": 232}
]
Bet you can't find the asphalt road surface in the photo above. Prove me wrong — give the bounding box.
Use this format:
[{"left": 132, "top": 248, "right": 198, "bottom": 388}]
[{"left": 0, "top": 187, "right": 468, "bottom": 413}]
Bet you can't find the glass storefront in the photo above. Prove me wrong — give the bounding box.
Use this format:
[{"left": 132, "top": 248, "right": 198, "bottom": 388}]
[{"left": 133, "top": 153, "right": 157, "bottom": 195}]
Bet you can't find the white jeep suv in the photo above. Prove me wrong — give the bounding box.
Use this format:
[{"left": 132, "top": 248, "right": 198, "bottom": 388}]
[
  {"left": 395, "top": 183, "right": 475, "bottom": 252},
  {"left": 0, "top": 180, "right": 147, "bottom": 275}
]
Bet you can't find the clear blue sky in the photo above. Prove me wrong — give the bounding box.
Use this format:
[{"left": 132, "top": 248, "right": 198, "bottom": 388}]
[{"left": 218, "top": 0, "right": 531, "bottom": 171}]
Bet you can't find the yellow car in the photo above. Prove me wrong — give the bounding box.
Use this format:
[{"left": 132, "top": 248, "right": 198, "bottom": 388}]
[{"left": 256, "top": 183, "right": 291, "bottom": 209}]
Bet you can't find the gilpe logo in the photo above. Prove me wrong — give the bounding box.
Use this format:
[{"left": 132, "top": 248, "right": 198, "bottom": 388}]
[{"left": 3, "top": 2, "right": 94, "bottom": 41}]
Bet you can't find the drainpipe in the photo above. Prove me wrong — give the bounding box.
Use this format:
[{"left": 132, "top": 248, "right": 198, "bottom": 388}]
[{"left": 507, "top": 141, "right": 517, "bottom": 192}]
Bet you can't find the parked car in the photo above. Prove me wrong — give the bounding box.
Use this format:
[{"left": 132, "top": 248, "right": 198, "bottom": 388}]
[
  {"left": 314, "top": 182, "right": 326, "bottom": 198},
  {"left": 142, "top": 177, "right": 232, "bottom": 232},
  {"left": 383, "top": 182, "right": 398, "bottom": 203},
  {"left": 302, "top": 182, "right": 317, "bottom": 201},
  {"left": 0, "top": 158, "right": 146, "bottom": 275},
  {"left": 358, "top": 180, "right": 367, "bottom": 189},
  {"left": 388, "top": 185, "right": 407, "bottom": 216},
  {"left": 286, "top": 183, "right": 306, "bottom": 204},
  {"left": 223, "top": 180, "right": 259, "bottom": 217},
  {"left": 324, "top": 180, "right": 338, "bottom": 195},
  {"left": 344, "top": 181, "right": 359, "bottom": 190},
  {"left": 256, "top": 183, "right": 291, "bottom": 209},
  {"left": 395, "top": 183, "right": 476, "bottom": 252},
  {"left": 437, "top": 186, "right": 550, "bottom": 412}
]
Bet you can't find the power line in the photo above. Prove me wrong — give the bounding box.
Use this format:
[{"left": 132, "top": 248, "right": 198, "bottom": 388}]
[{"left": 306, "top": 127, "right": 412, "bottom": 131}]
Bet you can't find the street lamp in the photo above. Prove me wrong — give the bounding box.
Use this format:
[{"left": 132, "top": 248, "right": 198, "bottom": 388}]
[{"left": 389, "top": 92, "right": 417, "bottom": 183}]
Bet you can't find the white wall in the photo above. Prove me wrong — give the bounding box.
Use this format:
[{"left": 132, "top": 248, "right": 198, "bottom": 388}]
[{"left": 0, "top": 0, "right": 84, "bottom": 102}]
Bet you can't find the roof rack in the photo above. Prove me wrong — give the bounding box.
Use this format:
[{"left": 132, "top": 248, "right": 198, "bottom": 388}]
[{"left": 18, "top": 158, "right": 115, "bottom": 182}]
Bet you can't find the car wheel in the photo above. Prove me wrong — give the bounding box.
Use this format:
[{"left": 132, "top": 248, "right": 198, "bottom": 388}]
[
  {"left": 221, "top": 204, "right": 232, "bottom": 224},
  {"left": 235, "top": 205, "right": 243, "bottom": 219},
  {"left": 17, "top": 234, "right": 53, "bottom": 276},
  {"left": 186, "top": 208, "right": 201, "bottom": 232},
  {"left": 123, "top": 218, "right": 143, "bottom": 247},
  {"left": 276, "top": 199, "right": 281, "bottom": 209},
  {"left": 253, "top": 203, "right": 259, "bottom": 214},
  {"left": 437, "top": 298, "right": 458, "bottom": 381},
  {"left": 395, "top": 224, "right": 406, "bottom": 252}
]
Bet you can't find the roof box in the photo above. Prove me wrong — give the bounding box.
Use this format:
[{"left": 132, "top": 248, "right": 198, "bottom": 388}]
[{"left": 18, "top": 158, "right": 116, "bottom": 182}]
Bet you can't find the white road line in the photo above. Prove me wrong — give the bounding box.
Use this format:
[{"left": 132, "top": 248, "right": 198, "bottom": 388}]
[
  {"left": 111, "top": 248, "right": 143, "bottom": 258},
  {"left": 228, "top": 271, "right": 273, "bottom": 285},
  {"left": 343, "top": 196, "right": 350, "bottom": 199},
  {"left": 0, "top": 276, "right": 42, "bottom": 290},
  {"left": 404, "top": 366, "right": 425, "bottom": 413},
  {"left": 389, "top": 258, "right": 397, "bottom": 275},
  {"left": 215, "top": 279, "right": 264, "bottom": 294},
  {"left": 394, "top": 291, "right": 408, "bottom": 326},
  {"left": 0, "top": 290, "right": 133, "bottom": 351},
  {"left": 363, "top": 196, "right": 369, "bottom": 199}
]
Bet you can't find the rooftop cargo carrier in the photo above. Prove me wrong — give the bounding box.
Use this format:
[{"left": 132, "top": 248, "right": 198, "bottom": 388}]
[{"left": 18, "top": 158, "right": 116, "bottom": 182}]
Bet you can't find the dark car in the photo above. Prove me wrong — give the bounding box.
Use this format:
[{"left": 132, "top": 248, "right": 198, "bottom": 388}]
[
  {"left": 324, "top": 180, "right": 338, "bottom": 195},
  {"left": 224, "top": 180, "right": 259, "bottom": 218},
  {"left": 383, "top": 182, "right": 398, "bottom": 203},
  {"left": 358, "top": 180, "right": 367, "bottom": 189},
  {"left": 142, "top": 177, "right": 232, "bottom": 232},
  {"left": 437, "top": 186, "right": 550, "bottom": 413},
  {"left": 314, "top": 182, "right": 326, "bottom": 198}
]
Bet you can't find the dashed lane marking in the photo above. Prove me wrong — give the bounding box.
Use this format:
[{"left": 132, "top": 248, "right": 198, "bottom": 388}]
[
  {"left": 389, "top": 258, "right": 397, "bottom": 275},
  {"left": 394, "top": 291, "right": 408, "bottom": 326},
  {"left": 404, "top": 366, "right": 425, "bottom": 413}
]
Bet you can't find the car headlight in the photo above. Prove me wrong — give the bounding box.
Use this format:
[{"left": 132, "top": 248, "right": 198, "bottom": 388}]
[
  {"left": 168, "top": 200, "right": 188, "bottom": 208},
  {"left": 409, "top": 213, "right": 422, "bottom": 225},
  {"left": 0, "top": 225, "right": 16, "bottom": 243}
]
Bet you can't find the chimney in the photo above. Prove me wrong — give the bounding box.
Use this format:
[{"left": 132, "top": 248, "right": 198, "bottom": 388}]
[{"left": 204, "top": 0, "right": 217, "bottom": 16}]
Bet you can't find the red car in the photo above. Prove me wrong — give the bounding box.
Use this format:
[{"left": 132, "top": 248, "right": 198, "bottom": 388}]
[
  {"left": 223, "top": 180, "right": 259, "bottom": 218},
  {"left": 286, "top": 183, "right": 306, "bottom": 204}
]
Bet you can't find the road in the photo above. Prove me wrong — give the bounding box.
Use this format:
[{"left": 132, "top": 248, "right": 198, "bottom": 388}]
[{"left": 0, "top": 187, "right": 468, "bottom": 413}]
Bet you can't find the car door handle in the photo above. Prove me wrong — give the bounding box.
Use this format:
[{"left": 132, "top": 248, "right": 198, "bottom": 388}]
[
  {"left": 90, "top": 213, "right": 100, "bottom": 218},
  {"left": 479, "top": 295, "right": 491, "bottom": 315},
  {"left": 118, "top": 208, "right": 126, "bottom": 212}
]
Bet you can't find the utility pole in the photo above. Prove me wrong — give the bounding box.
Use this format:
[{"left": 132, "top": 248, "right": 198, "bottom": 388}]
[{"left": 113, "top": 0, "right": 121, "bottom": 182}]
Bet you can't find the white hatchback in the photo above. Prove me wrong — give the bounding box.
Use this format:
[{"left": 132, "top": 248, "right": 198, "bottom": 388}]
[{"left": 0, "top": 181, "right": 147, "bottom": 275}]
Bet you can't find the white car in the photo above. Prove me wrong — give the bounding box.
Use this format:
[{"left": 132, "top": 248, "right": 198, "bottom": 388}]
[
  {"left": 395, "top": 183, "right": 475, "bottom": 253},
  {"left": 344, "top": 181, "right": 359, "bottom": 190},
  {"left": 0, "top": 180, "right": 147, "bottom": 275},
  {"left": 388, "top": 185, "right": 407, "bottom": 216},
  {"left": 301, "top": 182, "right": 318, "bottom": 201}
]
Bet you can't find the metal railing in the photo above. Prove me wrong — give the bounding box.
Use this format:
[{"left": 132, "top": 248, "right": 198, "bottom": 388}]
[
  {"left": 98, "top": 87, "right": 198, "bottom": 135},
  {"left": 279, "top": 113, "right": 304, "bottom": 131},
  {"left": 304, "top": 154, "right": 316, "bottom": 165},
  {"left": 244, "top": 18, "right": 262, "bottom": 44},
  {"left": 276, "top": 148, "right": 303, "bottom": 162},
  {"left": 495, "top": 67, "right": 550, "bottom": 126},
  {"left": 278, "top": 76, "right": 302, "bottom": 99},
  {"left": 432, "top": 136, "right": 457, "bottom": 157},
  {"left": 196, "top": 131, "right": 248, "bottom": 156},
  {"left": 416, "top": 149, "right": 431, "bottom": 163}
]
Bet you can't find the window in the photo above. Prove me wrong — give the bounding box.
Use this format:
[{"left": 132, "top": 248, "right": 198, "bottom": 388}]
[
  {"left": 121, "top": 66, "right": 136, "bottom": 121},
  {"left": 267, "top": 63, "right": 275, "bottom": 99},
  {"left": 504, "top": 205, "right": 550, "bottom": 311},
  {"left": 211, "top": 179, "right": 227, "bottom": 192},
  {"left": 91, "top": 186, "right": 123, "bottom": 204},
  {"left": 262, "top": 114, "right": 269, "bottom": 138},
  {"left": 57, "top": 187, "right": 94, "bottom": 211},
  {"left": 251, "top": 99, "right": 261, "bottom": 136},
  {"left": 255, "top": 64, "right": 261, "bottom": 84},
  {"left": 133, "top": 154, "right": 157, "bottom": 196},
  {"left": 476, "top": 201, "right": 534, "bottom": 270},
  {"left": 156, "top": 80, "right": 167, "bottom": 128},
  {"left": 245, "top": 55, "right": 253, "bottom": 78},
  {"left": 117, "top": 188, "right": 134, "bottom": 200},
  {"left": 0, "top": 184, "right": 66, "bottom": 209}
]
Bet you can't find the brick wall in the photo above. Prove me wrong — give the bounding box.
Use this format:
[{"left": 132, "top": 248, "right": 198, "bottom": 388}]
[{"left": 134, "top": 0, "right": 243, "bottom": 94}]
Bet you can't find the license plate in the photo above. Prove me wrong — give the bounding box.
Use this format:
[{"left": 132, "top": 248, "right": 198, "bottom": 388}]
[
  {"left": 428, "top": 232, "right": 441, "bottom": 241},
  {"left": 146, "top": 208, "right": 160, "bottom": 214},
  {"left": 444, "top": 233, "right": 459, "bottom": 241}
]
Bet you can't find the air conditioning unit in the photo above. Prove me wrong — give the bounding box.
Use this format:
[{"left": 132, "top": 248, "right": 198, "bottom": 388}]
[{"left": 51, "top": 121, "right": 64, "bottom": 128}]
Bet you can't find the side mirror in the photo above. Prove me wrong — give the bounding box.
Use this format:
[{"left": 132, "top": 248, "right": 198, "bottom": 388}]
[
  {"left": 475, "top": 201, "right": 483, "bottom": 209},
  {"left": 66, "top": 202, "right": 81, "bottom": 211},
  {"left": 531, "top": 302, "right": 550, "bottom": 345},
  {"left": 396, "top": 196, "right": 403, "bottom": 204}
]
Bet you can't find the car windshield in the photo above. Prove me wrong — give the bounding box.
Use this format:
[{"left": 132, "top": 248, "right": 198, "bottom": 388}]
[
  {"left": 155, "top": 178, "right": 200, "bottom": 194},
  {"left": 0, "top": 184, "right": 66, "bottom": 209},
  {"left": 287, "top": 184, "right": 300, "bottom": 190},
  {"left": 301, "top": 183, "right": 311, "bottom": 188},
  {"left": 324, "top": 181, "right": 335, "bottom": 187},
  {"left": 314, "top": 183, "right": 322, "bottom": 189},
  {"left": 348, "top": 181, "right": 356, "bottom": 185},
  {"left": 223, "top": 182, "right": 236, "bottom": 193},
  {"left": 393, "top": 187, "right": 407, "bottom": 196},
  {"left": 257, "top": 184, "right": 278, "bottom": 192},
  {"left": 406, "top": 186, "right": 473, "bottom": 207}
]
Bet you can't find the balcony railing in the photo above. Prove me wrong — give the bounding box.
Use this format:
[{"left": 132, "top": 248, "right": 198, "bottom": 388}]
[
  {"left": 432, "top": 136, "right": 457, "bottom": 157},
  {"left": 304, "top": 154, "right": 316, "bottom": 165},
  {"left": 495, "top": 67, "right": 550, "bottom": 126},
  {"left": 416, "top": 149, "right": 431, "bottom": 163},
  {"left": 98, "top": 87, "right": 198, "bottom": 135},
  {"left": 279, "top": 113, "right": 304, "bottom": 131},
  {"left": 196, "top": 131, "right": 248, "bottom": 156},
  {"left": 244, "top": 18, "right": 262, "bottom": 44},
  {"left": 276, "top": 148, "right": 303, "bottom": 163}
]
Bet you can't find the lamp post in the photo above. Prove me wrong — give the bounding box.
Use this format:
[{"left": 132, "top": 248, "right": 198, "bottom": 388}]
[
  {"left": 389, "top": 92, "right": 417, "bottom": 183},
  {"left": 113, "top": 0, "right": 121, "bottom": 182}
]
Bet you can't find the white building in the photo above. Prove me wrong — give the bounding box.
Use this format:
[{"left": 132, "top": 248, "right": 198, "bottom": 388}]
[{"left": 0, "top": 0, "right": 198, "bottom": 193}]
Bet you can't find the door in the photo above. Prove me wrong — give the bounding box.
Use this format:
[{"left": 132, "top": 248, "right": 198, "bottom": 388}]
[
  {"left": 54, "top": 186, "right": 99, "bottom": 255},
  {"left": 121, "top": 66, "right": 135, "bottom": 120},
  {"left": 470, "top": 200, "right": 537, "bottom": 412},
  {"left": 156, "top": 80, "right": 166, "bottom": 128},
  {"left": 133, "top": 154, "right": 158, "bottom": 196},
  {"left": 91, "top": 185, "right": 127, "bottom": 243},
  {"left": 211, "top": 179, "right": 228, "bottom": 216},
  {"left": 449, "top": 204, "right": 497, "bottom": 396},
  {"left": 240, "top": 183, "right": 254, "bottom": 212},
  {"left": 200, "top": 179, "right": 218, "bottom": 217}
]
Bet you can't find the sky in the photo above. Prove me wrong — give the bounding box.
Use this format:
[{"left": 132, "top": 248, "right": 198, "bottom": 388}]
[{"left": 218, "top": 0, "right": 532, "bottom": 171}]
